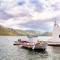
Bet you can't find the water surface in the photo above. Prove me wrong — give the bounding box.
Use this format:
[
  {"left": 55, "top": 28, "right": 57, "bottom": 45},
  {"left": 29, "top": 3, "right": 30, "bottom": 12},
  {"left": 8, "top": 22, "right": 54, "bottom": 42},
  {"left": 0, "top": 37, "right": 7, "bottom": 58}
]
[{"left": 0, "top": 36, "right": 60, "bottom": 60}]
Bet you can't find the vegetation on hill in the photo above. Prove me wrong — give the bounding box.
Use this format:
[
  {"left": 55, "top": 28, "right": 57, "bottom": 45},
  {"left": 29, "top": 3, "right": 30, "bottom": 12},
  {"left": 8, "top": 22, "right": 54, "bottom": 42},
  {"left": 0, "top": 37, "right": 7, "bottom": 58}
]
[{"left": 0, "top": 25, "right": 52, "bottom": 36}]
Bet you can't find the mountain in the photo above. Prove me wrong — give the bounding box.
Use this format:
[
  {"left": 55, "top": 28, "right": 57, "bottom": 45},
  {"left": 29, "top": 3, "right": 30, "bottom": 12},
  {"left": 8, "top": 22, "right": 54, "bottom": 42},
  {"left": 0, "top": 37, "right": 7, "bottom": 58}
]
[
  {"left": 40, "top": 32, "right": 52, "bottom": 36},
  {"left": 0, "top": 25, "right": 52, "bottom": 36},
  {"left": 0, "top": 25, "right": 39, "bottom": 36},
  {"left": 0, "top": 25, "right": 18, "bottom": 35}
]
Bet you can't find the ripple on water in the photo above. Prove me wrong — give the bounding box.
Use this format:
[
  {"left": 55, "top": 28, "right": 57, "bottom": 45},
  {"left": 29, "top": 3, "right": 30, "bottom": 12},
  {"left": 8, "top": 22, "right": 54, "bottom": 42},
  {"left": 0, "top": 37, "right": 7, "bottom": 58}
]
[{"left": 0, "top": 36, "right": 60, "bottom": 60}]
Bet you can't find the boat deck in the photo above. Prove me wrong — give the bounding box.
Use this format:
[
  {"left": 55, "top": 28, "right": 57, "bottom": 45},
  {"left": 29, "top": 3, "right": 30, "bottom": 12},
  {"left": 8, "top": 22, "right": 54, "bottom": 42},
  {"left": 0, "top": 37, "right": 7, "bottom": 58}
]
[{"left": 48, "top": 41, "right": 60, "bottom": 46}]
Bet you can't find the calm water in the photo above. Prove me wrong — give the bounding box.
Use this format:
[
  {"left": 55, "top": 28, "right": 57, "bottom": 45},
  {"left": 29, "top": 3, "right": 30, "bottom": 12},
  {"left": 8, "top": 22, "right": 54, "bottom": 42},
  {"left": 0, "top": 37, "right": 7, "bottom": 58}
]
[{"left": 0, "top": 36, "right": 60, "bottom": 60}]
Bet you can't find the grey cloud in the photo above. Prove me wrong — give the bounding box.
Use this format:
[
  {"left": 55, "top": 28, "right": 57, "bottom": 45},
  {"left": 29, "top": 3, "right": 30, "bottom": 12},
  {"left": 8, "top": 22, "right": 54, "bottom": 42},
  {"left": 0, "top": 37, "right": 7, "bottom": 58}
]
[
  {"left": 30, "top": 0, "right": 44, "bottom": 12},
  {"left": 51, "top": 4, "right": 60, "bottom": 11},
  {"left": 19, "top": 20, "right": 52, "bottom": 31},
  {"left": 17, "top": 0, "right": 25, "bottom": 6},
  {"left": 0, "top": 10, "right": 13, "bottom": 20}
]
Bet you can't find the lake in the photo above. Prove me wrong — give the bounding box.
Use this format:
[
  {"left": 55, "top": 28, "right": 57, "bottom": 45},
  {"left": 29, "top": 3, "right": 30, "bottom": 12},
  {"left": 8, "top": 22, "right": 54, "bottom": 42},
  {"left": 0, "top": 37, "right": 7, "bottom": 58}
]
[{"left": 0, "top": 36, "right": 60, "bottom": 60}]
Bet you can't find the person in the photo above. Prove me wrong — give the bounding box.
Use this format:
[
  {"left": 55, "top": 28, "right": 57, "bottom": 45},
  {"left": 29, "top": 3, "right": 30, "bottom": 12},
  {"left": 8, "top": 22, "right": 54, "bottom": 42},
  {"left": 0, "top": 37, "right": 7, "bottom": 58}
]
[
  {"left": 32, "top": 42, "right": 35, "bottom": 50},
  {"left": 18, "top": 39, "right": 21, "bottom": 42}
]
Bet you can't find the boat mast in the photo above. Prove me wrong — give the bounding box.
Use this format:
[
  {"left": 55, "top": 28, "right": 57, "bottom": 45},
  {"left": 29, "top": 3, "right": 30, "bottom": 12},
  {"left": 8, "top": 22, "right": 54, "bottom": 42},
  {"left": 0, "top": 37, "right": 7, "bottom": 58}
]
[
  {"left": 54, "top": 19, "right": 59, "bottom": 27},
  {"left": 54, "top": 20, "right": 57, "bottom": 26}
]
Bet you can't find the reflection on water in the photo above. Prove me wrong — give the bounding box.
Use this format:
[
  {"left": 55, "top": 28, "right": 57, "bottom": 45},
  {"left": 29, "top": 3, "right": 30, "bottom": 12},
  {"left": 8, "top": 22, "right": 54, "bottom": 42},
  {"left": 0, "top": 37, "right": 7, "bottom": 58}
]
[{"left": 0, "top": 36, "right": 60, "bottom": 60}]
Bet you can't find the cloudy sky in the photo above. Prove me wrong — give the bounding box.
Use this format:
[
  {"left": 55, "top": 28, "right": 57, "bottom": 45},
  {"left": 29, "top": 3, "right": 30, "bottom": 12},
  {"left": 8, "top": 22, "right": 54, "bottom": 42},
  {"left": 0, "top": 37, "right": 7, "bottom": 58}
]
[{"left": 0, "top": 0, "right": 60, "bottom": 32}]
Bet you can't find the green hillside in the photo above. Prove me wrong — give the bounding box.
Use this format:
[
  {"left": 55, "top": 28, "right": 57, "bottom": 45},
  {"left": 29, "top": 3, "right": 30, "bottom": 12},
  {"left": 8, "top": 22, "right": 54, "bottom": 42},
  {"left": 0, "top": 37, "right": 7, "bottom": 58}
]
[
  {"left": 0, "top": 26, "right": 17, "bottom": 35},
  {"left": 0, "top": 25, "right": 52, "bottom": 36},
  {"left": 0, "top": 25, "right": 38, "bottom": 36}
]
